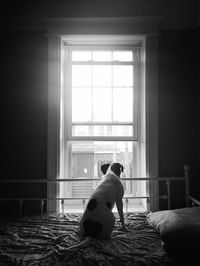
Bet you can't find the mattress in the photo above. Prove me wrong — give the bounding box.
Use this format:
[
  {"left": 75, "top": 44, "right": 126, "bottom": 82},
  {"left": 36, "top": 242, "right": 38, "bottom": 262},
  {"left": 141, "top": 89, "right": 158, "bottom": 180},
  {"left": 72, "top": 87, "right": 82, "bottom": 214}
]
[{"left": 0, "top": 212, "right": 194, "bottom": 266}]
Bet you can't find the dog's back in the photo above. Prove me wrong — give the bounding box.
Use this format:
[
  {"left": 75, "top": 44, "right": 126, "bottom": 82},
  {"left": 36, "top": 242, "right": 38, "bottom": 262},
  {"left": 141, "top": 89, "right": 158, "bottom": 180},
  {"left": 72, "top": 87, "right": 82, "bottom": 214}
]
[
  {"left": 80, "top": 204, "right": 115, "bottom": 239},
  {"left": 80, "top": 169, "right": 123, "bottom": 239}
]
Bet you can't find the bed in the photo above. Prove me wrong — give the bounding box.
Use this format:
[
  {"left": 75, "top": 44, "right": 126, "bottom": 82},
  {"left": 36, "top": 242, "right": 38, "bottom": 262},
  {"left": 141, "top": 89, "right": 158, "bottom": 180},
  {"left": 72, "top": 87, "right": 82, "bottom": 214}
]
[
  {"left": 0, "top": 165, "right": 200, "bottom": 266},
  {"left": 0, "top": 212, "right": 174, "bottom": 265},
  {"left": 0, "top": 207, "right": 200, "bottom": 266}
]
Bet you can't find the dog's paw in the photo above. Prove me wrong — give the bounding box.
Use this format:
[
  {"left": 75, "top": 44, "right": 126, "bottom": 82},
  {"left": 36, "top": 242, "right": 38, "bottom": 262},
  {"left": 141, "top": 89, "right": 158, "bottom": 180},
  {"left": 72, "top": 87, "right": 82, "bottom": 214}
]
[{"left": 120, "top": 225, "right": 128, "bottom": 232}]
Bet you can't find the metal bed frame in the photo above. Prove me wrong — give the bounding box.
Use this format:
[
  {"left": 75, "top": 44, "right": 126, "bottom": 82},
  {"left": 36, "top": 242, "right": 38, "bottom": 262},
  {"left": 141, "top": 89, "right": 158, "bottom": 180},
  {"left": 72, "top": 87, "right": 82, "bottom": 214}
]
[{"left": 0, "top": 164, "right": 199, "bottom": 217}]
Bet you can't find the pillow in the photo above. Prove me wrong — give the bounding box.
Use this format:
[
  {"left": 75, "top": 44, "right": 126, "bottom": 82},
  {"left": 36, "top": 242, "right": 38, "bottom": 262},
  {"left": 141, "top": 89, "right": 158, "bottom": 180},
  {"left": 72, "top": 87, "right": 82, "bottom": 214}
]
[{"left": 147, "top": 207, "right": 200, "bottom": 252}]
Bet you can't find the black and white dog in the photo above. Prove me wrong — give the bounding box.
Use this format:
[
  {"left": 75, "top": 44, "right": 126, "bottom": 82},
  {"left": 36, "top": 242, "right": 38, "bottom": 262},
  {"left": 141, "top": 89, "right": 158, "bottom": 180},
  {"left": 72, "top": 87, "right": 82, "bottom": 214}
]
[
  {"left": 65, "top": 162, "right": 125, "bottom": 250},
  {"left": 66, "top": 162, "right": 125, "bottom": 250},
  {"left": 80, "top": 162, "right": 125, "bottom": 239}
]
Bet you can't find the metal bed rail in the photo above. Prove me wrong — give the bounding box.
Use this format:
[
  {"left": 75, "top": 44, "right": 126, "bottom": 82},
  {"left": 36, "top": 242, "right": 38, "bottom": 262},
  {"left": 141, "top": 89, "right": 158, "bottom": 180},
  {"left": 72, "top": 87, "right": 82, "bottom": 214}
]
[{"left": 0, "top": 165, "right": 192, "bottom": 217}]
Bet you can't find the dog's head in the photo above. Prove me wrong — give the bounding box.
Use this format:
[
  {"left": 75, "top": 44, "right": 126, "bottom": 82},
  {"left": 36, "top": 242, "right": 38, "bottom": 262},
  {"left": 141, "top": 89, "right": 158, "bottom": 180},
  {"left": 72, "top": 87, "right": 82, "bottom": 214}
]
[{"left": 101, "top": 162, "right": 124, "bottom": 178}]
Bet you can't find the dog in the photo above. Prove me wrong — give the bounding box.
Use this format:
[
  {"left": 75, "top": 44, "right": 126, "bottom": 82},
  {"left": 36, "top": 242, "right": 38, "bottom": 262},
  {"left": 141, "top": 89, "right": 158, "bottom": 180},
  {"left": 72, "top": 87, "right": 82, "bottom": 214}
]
[{"left": 66, "top": 162, "right": 125, "bottom": 250}]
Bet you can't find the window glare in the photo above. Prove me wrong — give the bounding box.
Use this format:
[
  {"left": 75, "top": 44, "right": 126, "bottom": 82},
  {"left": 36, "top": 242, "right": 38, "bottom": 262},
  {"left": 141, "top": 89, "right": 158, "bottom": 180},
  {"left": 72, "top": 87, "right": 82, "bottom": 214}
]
[
  {"left": 113, "top": 87, "right": 133, "bottom": 122},
  {"left": 93, "top": 51, "right": 112, "bottom": 61},
  {"left": 113, "top": 66, "right": 133, "bottom": 87},
  {"left": 72, "top": 65, "right": 91, "bottom": 87},
  {"left": 113, "top": 51, "right": 133, "bottom": 61},
  {"left": 72, "top": 87, "right": 91, "bottom": 122},
  {"left": 60, "top": 42, "right": 146, "bottom": 212},
  {"left": 93, "top": 87, "right": 112, "bottom": 121},
  {"left": 93, "top": 66, "right": 112, "bottom": 86},
  {"left": 72, "top": 125, "right": 133, "bottom": 137},
  {"left": 72, "top": 50, "right": 133, "bottom": 62},
  {"left": 72, "top": 51, "right": 92, "bottom": 61},
  {"left": 71, "top": 53, "right": 134, "bottom": 124}
]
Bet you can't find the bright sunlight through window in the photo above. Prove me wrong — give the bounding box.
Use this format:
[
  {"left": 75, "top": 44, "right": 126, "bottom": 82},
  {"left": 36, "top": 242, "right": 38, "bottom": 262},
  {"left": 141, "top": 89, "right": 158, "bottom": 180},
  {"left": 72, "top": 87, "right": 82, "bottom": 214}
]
[{"left": 60, "top": 41, "right": 146, "bottom": 213}]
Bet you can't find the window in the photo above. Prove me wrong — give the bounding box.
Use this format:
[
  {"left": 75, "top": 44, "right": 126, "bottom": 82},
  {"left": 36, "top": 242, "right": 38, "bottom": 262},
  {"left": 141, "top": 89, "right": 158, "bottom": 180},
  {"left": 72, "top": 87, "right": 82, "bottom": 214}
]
[
  {"left": 59, "top": 36, "right": 147, "bottom": 212},
  {"left": 46, "top": 18, "right": 159, "bottom": 214}
]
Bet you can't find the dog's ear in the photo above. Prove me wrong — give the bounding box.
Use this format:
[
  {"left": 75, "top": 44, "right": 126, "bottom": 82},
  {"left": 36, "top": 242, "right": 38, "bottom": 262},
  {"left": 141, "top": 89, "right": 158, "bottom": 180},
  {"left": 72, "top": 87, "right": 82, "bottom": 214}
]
[
  {"left": 111, "top": 163, "right": 124, "bottom": 177},
  {"left": 101, "top": 163, "right": 110, "bottom": 175}
]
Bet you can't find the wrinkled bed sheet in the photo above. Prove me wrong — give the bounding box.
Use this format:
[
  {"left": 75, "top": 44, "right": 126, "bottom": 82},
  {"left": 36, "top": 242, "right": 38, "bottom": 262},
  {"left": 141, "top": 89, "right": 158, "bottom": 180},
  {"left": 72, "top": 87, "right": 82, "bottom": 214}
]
[{"left": 0, "top": 212, "right": 182, "bottom": 265}]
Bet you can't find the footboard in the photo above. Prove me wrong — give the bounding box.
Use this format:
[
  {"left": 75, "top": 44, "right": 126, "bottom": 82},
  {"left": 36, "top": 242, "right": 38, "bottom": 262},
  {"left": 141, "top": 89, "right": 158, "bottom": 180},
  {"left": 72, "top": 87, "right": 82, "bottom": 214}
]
[{"left": 0, "top": 164, "right": 199, "bottom": 216}]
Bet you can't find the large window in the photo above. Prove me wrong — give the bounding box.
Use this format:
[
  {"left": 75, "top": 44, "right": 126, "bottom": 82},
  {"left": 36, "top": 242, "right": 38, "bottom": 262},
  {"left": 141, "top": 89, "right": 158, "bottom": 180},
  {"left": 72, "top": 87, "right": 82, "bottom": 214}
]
[
  {"left": 59, "top": 37, "right": 147, "bottom": 212},
  {"left": 47, "top": 19, "right": 159, "bottom": 213}
]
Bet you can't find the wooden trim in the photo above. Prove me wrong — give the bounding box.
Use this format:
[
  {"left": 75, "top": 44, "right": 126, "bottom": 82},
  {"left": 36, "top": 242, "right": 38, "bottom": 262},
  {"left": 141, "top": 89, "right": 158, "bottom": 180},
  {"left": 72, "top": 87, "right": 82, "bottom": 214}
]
[
  {"left": 145, "top": 35, "right": 159, "bottom": 211},
  {"left": 72, "top": 122, "right": 133, "bottom": 125},
  {"left": 67, "top": 136, "right": 138, "bottom": 141},
  {"left": 44, "top": 17, "right": 162, "bottom": 35},
  {"left": 47, "top": 34, "right": 61, "bottom": 213}
]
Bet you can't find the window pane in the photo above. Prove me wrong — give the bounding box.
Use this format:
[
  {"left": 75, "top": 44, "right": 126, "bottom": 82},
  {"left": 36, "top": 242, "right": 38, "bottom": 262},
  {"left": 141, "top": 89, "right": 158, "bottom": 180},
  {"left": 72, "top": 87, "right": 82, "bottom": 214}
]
[
  {"left": 59, "top": 141, "right": 143, "bottom": 212},
  {"left": 113, "top": 66, "right": 133, "bottom": 87},
  {"left": 92, "top": 66, "right": 112, "bottom": 86},
  {"left": 72, "top": 87, "right": 91, "bottom": 122},
  {"left": 71, "top": 141, "right": 136, "bottom": 178},
  {"left": 72, "top": 51, "right": 92, "bottom": 61},
  {"left": 72, "top": 125, "right": 133, "bottom": 137},
  {"left": 72, "top": 65, "right": 92, "bottom": 87},
  {"left": 113, "top": 87, "right": 133, "bottom": 122},
  {"left": 93, "top": 87, "right": 112, "bottom": 121},
  {"left": 113, "top": 51, "right": 133, "bottom": 61},
  {"left": 93, "top": 51, "right": 112, "bottom": 61}
]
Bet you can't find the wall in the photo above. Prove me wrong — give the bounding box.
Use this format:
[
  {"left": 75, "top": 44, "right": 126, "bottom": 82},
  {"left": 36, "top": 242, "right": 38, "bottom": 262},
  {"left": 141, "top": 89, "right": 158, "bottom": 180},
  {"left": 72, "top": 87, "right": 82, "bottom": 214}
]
[
  {"left": 0, "top": 0, "right": 199, "bottom": 214},
  {"left": 198, "top": 27, "right": 200, "bottom": 195},
  {"left": 2, "top": 0, "right": 198, "bottom": 30},
  {"left": 158, "top": 29, "right": 199, "bottom": 209},
  {"left": 0, "top": 31, "right": 48, "bottom": 214}
]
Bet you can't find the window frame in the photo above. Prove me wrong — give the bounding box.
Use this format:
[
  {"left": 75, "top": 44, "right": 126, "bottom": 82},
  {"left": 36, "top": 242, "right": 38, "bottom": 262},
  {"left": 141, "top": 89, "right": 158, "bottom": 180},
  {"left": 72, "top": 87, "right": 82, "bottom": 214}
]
[
  {"left": 46, "top": 18, "right": 159, "bottom": 213},
  {"left": 65, "top": 44, "right": 140, "bottom": 142},
  {"left": 60, "top": 41, "right": 144, "bottom": 211}
]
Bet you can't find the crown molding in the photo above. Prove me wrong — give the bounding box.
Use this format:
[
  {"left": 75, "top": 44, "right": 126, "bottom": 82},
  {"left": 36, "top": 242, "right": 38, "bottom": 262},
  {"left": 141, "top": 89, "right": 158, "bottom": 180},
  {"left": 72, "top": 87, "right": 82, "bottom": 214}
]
[
  {"left": 1, "top": 16, "right": 198, "bottom": 32},
  {"left": 44, "top": 16, "right": 162, "bottom": 36}
]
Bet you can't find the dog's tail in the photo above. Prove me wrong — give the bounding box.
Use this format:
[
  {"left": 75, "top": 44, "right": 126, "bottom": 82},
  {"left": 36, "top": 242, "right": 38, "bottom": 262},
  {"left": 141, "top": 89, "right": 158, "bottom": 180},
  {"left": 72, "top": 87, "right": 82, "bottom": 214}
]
[{"left": 65, "top": 236, "right": 92, "bottom": 250}]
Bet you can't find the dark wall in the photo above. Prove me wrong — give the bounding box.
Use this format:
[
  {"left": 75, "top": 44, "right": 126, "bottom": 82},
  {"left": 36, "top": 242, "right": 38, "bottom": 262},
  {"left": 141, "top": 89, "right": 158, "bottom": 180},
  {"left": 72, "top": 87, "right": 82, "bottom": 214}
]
[
  {"left": 158, "top": 29, "right": 199, "bottom": 209},
  {"left": 2, "top": 0, "right": 197, "bottom": 30},
  {"left": 1, "top": 31, "right": 48, "bottom": 214},
  {"left": 198, "top": 27, "right": 200, "bottom": 172}
]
